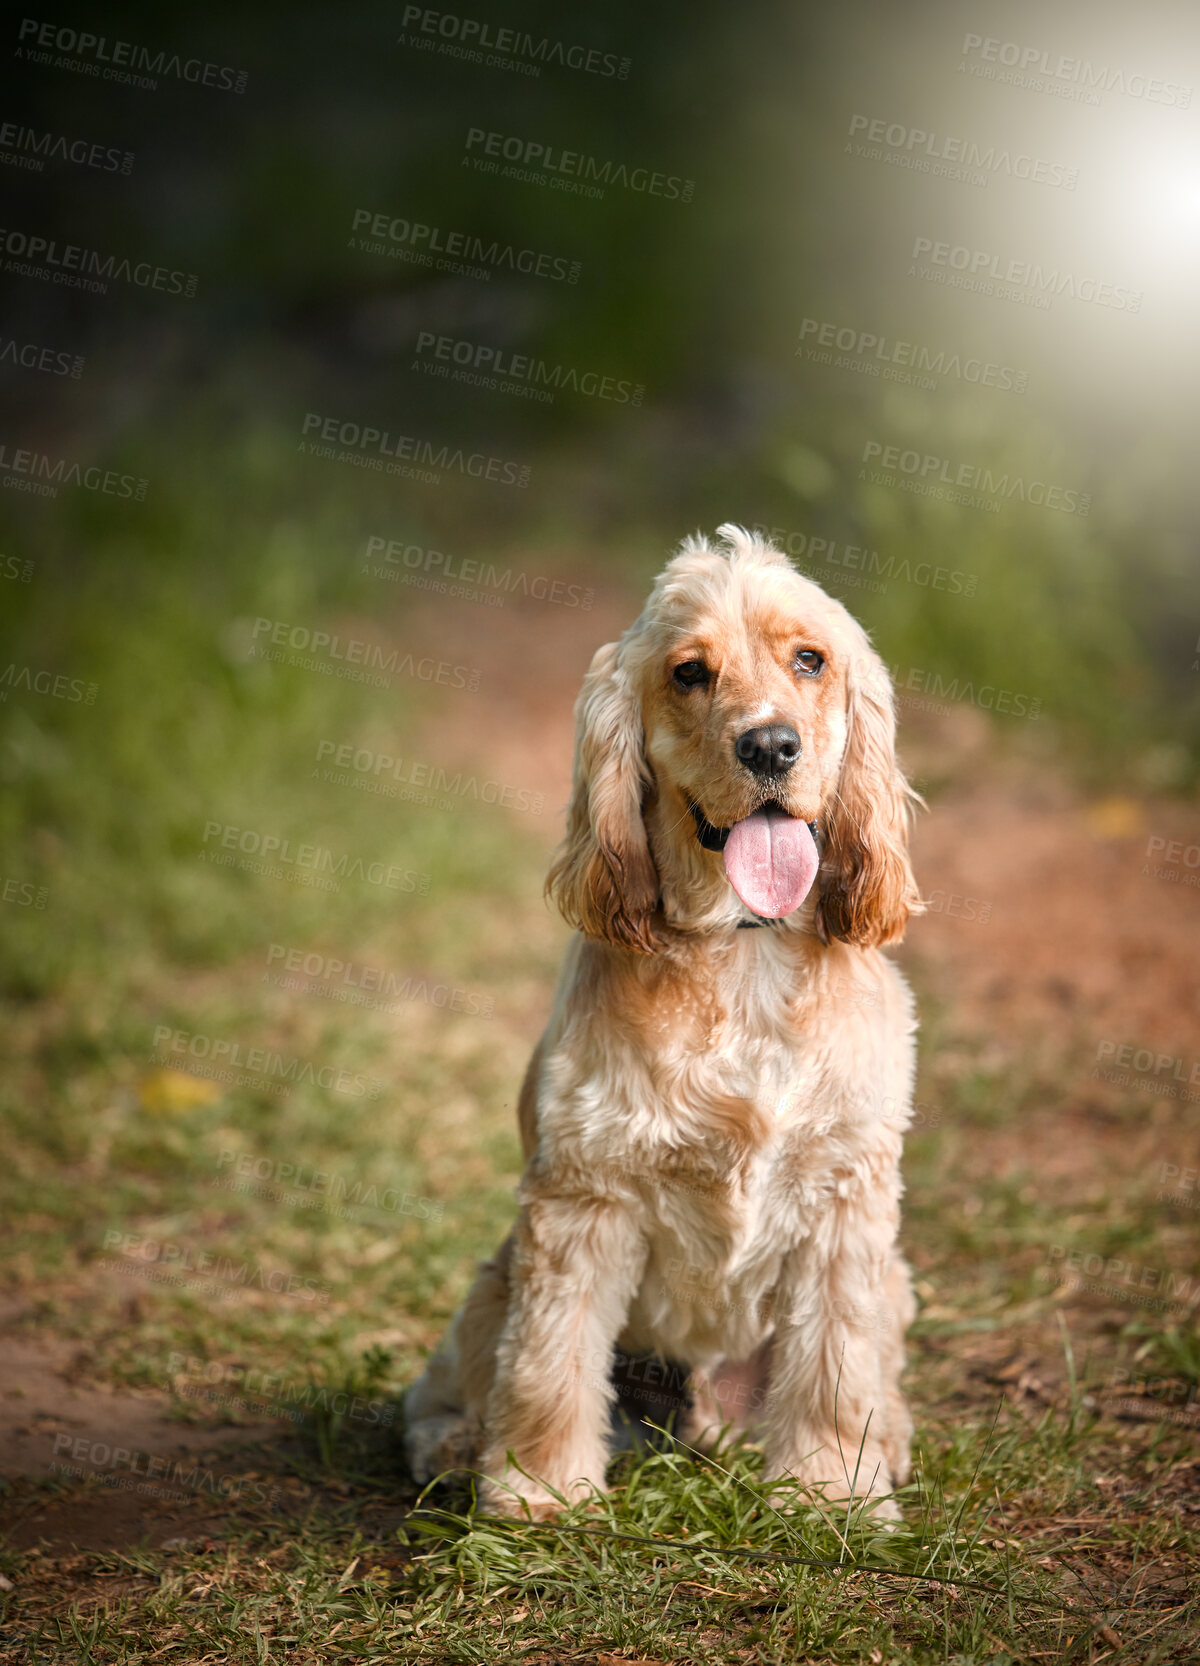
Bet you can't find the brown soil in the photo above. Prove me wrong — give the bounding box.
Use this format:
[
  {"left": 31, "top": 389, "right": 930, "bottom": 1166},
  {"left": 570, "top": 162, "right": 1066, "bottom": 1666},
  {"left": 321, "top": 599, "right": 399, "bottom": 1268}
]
[{"left": 0, "top": 1331, "right": 286, "bottom": 1552}]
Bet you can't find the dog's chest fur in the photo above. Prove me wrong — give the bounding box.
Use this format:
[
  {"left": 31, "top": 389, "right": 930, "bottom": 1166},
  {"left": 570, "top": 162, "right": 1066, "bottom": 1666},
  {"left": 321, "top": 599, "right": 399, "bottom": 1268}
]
[{"left": 532, "top": 930, "right": 914, "bottom": 1366}]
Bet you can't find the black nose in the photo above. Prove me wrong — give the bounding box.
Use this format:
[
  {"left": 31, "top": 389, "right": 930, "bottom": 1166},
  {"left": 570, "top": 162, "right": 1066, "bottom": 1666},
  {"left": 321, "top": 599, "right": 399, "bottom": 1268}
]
[{"left": 734, "top": 724, "right": 801, "bottom": 777}]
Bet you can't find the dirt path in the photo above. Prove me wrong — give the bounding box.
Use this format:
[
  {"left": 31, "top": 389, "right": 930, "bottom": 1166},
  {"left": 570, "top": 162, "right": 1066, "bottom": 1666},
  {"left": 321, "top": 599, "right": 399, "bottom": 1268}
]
[{"left": 0, "top": 1332, "right": 284, "bottom": 1552}]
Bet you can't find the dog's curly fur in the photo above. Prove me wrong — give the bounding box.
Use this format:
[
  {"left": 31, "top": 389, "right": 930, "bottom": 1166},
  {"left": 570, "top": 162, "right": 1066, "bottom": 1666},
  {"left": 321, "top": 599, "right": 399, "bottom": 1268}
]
[{"left": 404, "top": 525, "right": 923, "bottom": 1518}]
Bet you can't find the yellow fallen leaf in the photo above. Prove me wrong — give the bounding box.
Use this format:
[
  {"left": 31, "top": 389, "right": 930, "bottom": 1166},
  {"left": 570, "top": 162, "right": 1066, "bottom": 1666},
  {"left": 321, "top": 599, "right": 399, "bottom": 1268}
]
[
  {"left": 1085, "top": 797, "right": 1143, "bottom": 840},
  {"left": 138, "top": 1068, "right": 222, "bottom": 1113}
]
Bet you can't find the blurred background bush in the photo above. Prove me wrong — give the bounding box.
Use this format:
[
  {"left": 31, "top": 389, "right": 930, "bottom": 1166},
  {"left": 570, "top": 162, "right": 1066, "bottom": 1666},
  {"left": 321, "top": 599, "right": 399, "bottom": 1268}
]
[{"left": 3, "top": 0, "right": 1197, "bottom": 794}]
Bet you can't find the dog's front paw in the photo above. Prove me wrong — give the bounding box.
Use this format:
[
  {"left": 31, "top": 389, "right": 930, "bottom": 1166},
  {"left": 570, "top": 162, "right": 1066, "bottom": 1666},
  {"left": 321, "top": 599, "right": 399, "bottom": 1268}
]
[
  {"left": 764, "top": 1444, "right": 900, "bottom": 1520},
  {"left": 404, "top": 1412, "right": 482, "bottom": 1484},
  {"left": 479, "top": 1478, "right": 565, "bottom": 1521},
  {"left": 479, "top": 1465, "right": 602, "bottom": 1522},
  {"left": 766, "top": 1475, "right": 903, "bottom": 1524}
]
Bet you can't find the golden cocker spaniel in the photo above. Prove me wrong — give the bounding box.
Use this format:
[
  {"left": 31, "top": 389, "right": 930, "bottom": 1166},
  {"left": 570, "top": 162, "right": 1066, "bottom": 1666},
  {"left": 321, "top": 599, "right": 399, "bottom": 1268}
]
[{"left": 405, "top": 523, "right": 923, "bottom": 1519}]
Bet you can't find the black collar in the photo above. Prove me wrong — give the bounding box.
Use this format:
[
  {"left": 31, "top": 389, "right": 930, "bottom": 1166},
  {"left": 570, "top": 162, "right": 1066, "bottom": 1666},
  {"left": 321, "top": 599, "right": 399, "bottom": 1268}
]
[
  {"left": 689, "top": 804, "right": 731, "bottom": 852},
  {"left": 688, "top": 803, "right": 820, "bottom": 930}
]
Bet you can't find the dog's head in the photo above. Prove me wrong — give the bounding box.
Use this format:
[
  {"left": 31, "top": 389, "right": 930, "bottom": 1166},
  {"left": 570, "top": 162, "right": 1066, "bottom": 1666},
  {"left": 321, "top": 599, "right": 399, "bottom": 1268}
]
[{"left": 547, "top": 524, "right": 921, "bottom": 952}]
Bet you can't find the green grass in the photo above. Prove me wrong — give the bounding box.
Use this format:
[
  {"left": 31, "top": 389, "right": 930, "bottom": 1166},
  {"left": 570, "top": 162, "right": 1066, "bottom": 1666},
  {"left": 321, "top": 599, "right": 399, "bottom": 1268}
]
[{"left": 4, "top": 1393, "right": 1197, "bottom": 1663}]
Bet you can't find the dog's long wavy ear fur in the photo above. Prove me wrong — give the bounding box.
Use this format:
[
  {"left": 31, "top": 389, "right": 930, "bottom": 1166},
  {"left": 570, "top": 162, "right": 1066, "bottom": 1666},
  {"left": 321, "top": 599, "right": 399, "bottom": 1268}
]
[
  {"left": 816, "top": 644, "right": 922, "bottom": 949},
  {"left": 546, "top": 639, "right": 661, "bottom": 954}
]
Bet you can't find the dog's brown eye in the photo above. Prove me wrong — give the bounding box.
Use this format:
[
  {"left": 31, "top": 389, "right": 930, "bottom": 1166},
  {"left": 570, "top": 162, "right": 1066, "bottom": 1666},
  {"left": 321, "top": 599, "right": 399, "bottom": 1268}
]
[
  {"left": 672, "top": 660, "right": 709, "bottom": 689},
  {"left": 794, "top": 649, "right": 824, "bottom": 677}
]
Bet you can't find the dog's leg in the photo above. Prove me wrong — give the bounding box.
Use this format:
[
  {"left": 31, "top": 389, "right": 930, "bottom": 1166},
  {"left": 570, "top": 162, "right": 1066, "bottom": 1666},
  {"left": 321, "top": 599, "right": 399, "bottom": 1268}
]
[
  {"left": 876, "top": 1251, "right": 915, "bottom": 1486},
  {"left": 762, "top": 1173, "right": 908, "bottom": 1517},
  {"left": 403, "top": 1233, "right": 514, "bottom": 1484},
  {"left": 479, "top": 1195, "right": 646, "bottom": 1520}
]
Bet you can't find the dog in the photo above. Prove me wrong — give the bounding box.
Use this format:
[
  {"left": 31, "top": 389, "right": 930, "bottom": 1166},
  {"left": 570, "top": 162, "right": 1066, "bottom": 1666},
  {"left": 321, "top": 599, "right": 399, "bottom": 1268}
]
[{"left": 404, "top": 524, "right": 922, "bottom": 1520}]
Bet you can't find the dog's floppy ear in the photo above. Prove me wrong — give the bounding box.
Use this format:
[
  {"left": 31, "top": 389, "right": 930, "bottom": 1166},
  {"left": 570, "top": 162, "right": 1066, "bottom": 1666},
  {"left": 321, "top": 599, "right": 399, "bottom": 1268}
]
[
  {"left": 815, "top": 643, "right": 922, "bottom": 949},
  {"left": 546, "top": 639, "right": 661, "bottom": 953}
]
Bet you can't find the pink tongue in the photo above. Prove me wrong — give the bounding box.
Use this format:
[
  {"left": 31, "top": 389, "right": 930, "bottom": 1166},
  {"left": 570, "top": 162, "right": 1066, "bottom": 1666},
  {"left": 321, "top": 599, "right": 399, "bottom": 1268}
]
[{"left": 722, "top": 808, "right": 819, "bottom": 919}]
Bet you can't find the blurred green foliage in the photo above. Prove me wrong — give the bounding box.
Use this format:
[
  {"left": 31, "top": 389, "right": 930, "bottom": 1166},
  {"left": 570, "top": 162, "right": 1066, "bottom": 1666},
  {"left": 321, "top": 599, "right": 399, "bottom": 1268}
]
[{"left": 2, "top": 0, "right": 1195, "bottom": 802}]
